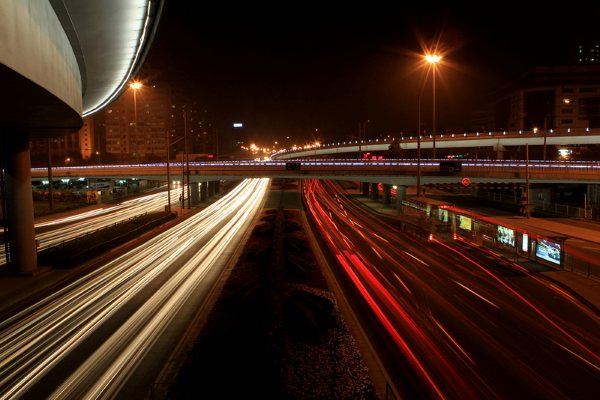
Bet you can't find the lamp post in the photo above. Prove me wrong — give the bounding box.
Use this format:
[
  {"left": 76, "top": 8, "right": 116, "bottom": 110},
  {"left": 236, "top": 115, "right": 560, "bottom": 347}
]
[
  {"left": 47, "top": 138, "right": 54, "bottom": 210},
  {"left": 167, "top": 134, "right": 185, "bottom": 213},
  {"left": 416, "top": 62, "right": 433, "bottom": 198},
  {"left": 525, "top": 143, "right": 530, "bottom": 219},
  {"left": 357, "top": 120, "right": 370, "bottom": 159},
  {"left": 166, "top": 131, "right": 172, "bottom": 213},
  {"left": 417, "top": 91, "right": 422, "bottom": 197},
  {"left": 183, "top": 109, "right": 191, "bottom": 209},
  {"left": 358, "top": 122, "right": 362, "bottom": 159},
  {"left": 129, "top": 81, "right": 142, "bottom": 161},
  {"left": 425, "top": 53, "right": 442, "bottom": 159}
]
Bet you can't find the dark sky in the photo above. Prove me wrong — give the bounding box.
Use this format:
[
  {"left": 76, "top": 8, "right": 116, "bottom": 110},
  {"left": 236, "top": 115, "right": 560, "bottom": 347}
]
[{"left": 143, "top": 3, "right": 600, "bottom": 145}]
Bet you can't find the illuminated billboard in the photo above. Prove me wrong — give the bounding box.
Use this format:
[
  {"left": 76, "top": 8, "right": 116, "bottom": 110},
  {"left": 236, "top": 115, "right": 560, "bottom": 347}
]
[
  {"left": 535, "top": 238, "right": 561, "bottom": 265},
  {"left": 497, "top": 226, "right": 515, "bottom": 247},
  {"left": 438, "top": 209, "right": 448, "bottom": 222},
  {"left": 458, "top": 215, "right": 472, "bottom": 231},
  {"left": 522, "top": 234, "right": 529, "bottom": 253}
]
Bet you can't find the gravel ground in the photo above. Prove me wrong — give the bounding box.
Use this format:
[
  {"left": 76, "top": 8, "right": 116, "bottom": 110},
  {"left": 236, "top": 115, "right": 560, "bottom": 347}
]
[
  {"left": 283, "top": 284, "right": 377, "bottom": 399},
  {"left": 164, "top": 206, "right": 378, "bottom": 399}
]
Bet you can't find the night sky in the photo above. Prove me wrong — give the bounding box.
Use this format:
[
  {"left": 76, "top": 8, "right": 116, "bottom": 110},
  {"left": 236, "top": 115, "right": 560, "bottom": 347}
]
[{"left": 143, "top": 3, "right": 600, "bottom": 146}]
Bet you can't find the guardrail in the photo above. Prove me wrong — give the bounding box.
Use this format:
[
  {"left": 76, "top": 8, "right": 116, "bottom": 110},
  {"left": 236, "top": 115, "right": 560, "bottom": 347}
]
[
  {"left": 30, "top": 159, "right": 600, "bottom": 184},
  {"left": 272, "top": 127, "right": 600, "bottom": 158}
]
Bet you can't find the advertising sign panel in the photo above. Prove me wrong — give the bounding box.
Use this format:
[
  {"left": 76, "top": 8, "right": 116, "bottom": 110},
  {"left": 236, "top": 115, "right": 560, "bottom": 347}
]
[{"left": 535, "top": 238, "right": 561, "bottom": 265}]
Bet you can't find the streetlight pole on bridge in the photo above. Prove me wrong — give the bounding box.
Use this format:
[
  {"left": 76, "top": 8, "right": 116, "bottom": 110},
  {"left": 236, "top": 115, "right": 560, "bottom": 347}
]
[
  {"left": 129, "top": 81, "right": 142, "bottom": 162},
  {"left": 424, "top": 53, "right": 442, "bottom": 160}
]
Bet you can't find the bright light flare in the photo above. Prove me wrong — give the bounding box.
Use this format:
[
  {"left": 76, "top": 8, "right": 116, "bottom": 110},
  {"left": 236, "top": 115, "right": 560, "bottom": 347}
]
[{"left": 425, "top": 54, "right": 442, "bottom": 64}]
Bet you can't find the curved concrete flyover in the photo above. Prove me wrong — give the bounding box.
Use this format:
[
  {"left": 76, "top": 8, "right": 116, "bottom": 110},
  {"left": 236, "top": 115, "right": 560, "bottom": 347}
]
[
  {"left": 34, "top": 159, "right": 600, "bottom": 186},
  {"left": 272, "top": 129, "right": 600, "bottom": 160},
  {"left": 0, "top": 0, "right": 165, "bottom": 274}
]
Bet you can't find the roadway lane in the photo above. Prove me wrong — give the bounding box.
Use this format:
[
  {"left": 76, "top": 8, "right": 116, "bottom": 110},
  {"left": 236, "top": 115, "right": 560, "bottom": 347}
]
[
  {"left": 0, "top": 178, "right": 270, "bottom": 399},
  {"left": 1, "top": 185, "right": 184, "bottom": 265},
  {"left": 303, "top": 179, "right": 600, "bottom": 399}
]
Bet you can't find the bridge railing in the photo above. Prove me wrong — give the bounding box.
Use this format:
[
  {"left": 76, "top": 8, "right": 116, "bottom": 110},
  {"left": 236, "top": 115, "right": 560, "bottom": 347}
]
[{"left": 273, "top": 127, "right": 600, "bottom": 157}]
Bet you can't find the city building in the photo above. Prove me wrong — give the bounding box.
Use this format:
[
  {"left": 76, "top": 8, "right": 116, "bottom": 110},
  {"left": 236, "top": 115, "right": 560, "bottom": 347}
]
[
  {"left": 79, "top": 117, "right": 95, "bottom": 161},
  {"left": 577, "top": 43, "right": 600, "bottom": 64},
  {"left": 473, "top": 65, "right": 600, "bottom": 133},
  {"left": 29, "top": 81, "right": 217, "bottom": 165},
  {"left": 103, "top": 81, "right": 171, "bottom": 162},
  {"left": 29, "top": 129, "right": 82, "bottom": 167}
]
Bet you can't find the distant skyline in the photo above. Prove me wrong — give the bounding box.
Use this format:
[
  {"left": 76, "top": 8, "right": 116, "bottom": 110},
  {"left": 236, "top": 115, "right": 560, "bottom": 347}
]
[{"left": 142, "top": 3, "right": 600, "bottom": 146}]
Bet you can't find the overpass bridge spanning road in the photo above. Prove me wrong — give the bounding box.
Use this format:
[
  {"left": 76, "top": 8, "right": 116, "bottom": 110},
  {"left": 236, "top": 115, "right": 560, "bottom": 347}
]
[
  {"left": 272, "top": 128, "right": 600, "bottom": 160},
  {"left": 33, "top": 159, "right": 600, "bottom": 186},
  {"left": 1, "top": 1, "right": 164, "bottom": 275}
]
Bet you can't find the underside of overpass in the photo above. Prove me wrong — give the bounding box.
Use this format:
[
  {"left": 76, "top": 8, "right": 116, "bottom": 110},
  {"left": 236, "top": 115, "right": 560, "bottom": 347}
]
[{"left": 0, "top": 0, "right": 164, "bottom": 274}]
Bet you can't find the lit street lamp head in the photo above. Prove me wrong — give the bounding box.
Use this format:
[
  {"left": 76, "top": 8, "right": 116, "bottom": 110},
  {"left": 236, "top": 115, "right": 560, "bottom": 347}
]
[
  {"left": 129, "top": 81, "right": 142, "bottom": 90},
  {"left": 425, "top": 54, "right": 442, "bottom": 64},
  {"left": 422, "top": 51, "right": 443, "bottom": 160}
]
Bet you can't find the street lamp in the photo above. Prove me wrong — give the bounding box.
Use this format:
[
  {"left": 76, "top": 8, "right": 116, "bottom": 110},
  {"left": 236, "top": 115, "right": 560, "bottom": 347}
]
[
  {"left": 417, "top": 91, "right": 422, "bottom": 197},
  {"left": 425, "top": 53, "right": 442, "bottom": 159},
  {"left": 166, "top": 131, "right": 173, "bottom": 213},
  {"left": 167, "top": 134, "right": 185, "bottom": 213},
  {"left": 416, "top": 62, "right": 433, "bottom": 198},
  {"left": 357, "top": 120, "right": 369, "bottom": 159},
  {"left": 129, "top": 81, "right": 142, "bottom": 161},
  {"left": 183, "top": 109, "right": 191, "bottom": 209}
]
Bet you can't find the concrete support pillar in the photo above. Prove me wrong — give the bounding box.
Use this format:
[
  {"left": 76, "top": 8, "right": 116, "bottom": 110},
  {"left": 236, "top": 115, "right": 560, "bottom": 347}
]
[
  {"left": 588, "top": 184, "right": 600, "bottom": 206},
  {"left": 214, "top": 180, "right": 220, "bottom": 194},
  {"left": 493, "top": 143, "right": 505, "bottom": 160},
  {"left": 200, "top": 181, "right": 208, "bottom": 201},
  {"left": 3, "top": 135, "right": 38, "bottom": 274},
  {"left": 395, "top": 186, "right": 407, "bottom": 210},
  {"left": 370, "top": 183, "right": 379, "bottom": 200},
  {"left": 190, "top": 181, "right": 199, "bottom": 205},
  {"left": 208, "top": 180, "right": 216, "bottom": 197},
  {"left": 361, "top": 182, "right": 369, "bottom": 196},
  {"left": 382, "top": 184, "right": 391, "bottom": 204}
]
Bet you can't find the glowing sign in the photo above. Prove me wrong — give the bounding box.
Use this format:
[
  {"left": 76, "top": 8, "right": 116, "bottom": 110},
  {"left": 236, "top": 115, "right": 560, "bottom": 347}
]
[
  {"left": 233, "top": 123, "right": 243, "bottom": 128},
  {"left": 536, "top": 238, "right": 561, "bottom": 265},
  {"left": 522, "top": 234, "right": 529, "bottom": 252},
  {"left": 497, "top": 225, "right": 515, "bottom": 247},
  {"left": 458, "top": 215, "right": 472, "bottom": 231},
  {"left": 438, "top": 209, "right": 448, "bottom": 222}
]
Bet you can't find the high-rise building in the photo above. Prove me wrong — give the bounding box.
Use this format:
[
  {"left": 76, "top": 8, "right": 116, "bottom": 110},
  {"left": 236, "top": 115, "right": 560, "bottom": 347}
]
[
  {"left": 577, "top": 43, "right": 600, "bottom": 64},
  {"left": 100, "top": 81, "right": 215, "bottom": 163},
  {"left": 104, "top": 81, "right": 171, "bottom": 162},
  {"left": 30, "top": 79, "right": 214, "bottom": 165},
  {"left": 79, "top": 116, "right": 94, "bottom": 160},
  {"left": 473, "top": 65, "right": 600, "bottom": 132},
  {"left": 29, "top": 129, "right": 82, "bottom": 167}
]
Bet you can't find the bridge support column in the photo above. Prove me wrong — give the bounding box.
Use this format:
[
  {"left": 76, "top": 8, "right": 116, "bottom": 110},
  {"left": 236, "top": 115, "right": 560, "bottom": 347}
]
[
  {"left": 493, "top": 143, "right": 505, "bottom": 160},
  {"left": 395, "top": 186, "right": 406, "bottom": 210},
  {"left": 200, "top": 181, "right": 208, "bottom": 201},
  {"left": 214, "top": 180, "right": 220, "bottom": 194},
  {"left": 370, "top": 183, "right": 379, "bottom": 200},
  {"left": 190, "top": 181, "right": 199, "bottom": 205},
  {"left": 208, "top": 181, "right": 216, "bottom": 197},
  {"left": 587, "top": 184, "right": 600, "bottom": 218},
  {"left": 361, "top": 182, "right": 369, "bottom": 196},
  {"left": 2, "top": 135, "right": 38, "bottom": 274},
  {"left": 382, "top": 184, "right": 391, "bottom": 204}
]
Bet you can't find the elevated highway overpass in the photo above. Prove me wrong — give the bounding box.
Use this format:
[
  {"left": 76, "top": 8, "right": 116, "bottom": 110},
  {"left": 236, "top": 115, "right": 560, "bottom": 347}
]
[
  {"left": 272, "top": 128, "right": 600, "bottom": 160},
  {"left": 33, "top": 159, "right": 600, "bottom": 186},
  {"left": 1, "top": 1, "right": 164, "bottom": 274}
]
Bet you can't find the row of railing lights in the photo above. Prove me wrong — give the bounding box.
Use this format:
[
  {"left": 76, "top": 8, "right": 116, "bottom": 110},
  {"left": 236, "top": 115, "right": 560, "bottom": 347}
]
[{"left": 277, "top": 127, "right": 597, "bottom": 153}]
